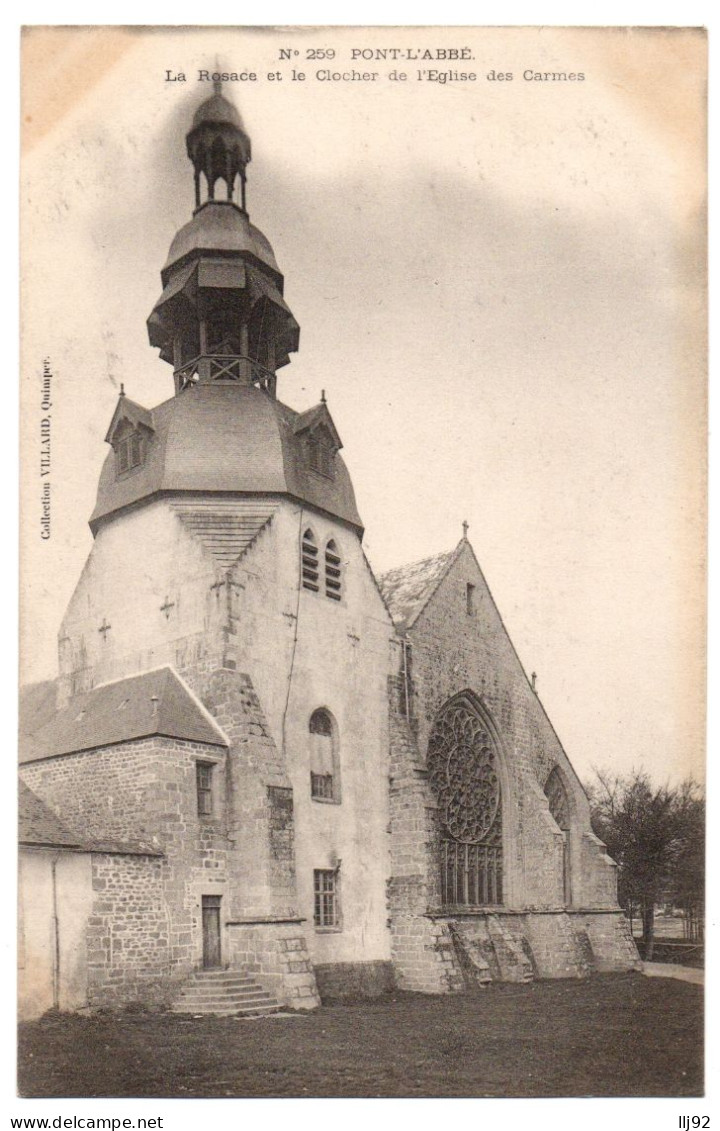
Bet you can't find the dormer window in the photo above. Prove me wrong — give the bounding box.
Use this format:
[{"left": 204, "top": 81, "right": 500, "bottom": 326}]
[
  {"left": 293, "top": 402, "right": 343, "bottom": 481},
  {"left": 115, "top": 428, "right": 145, "bottom": 476},
  {"left": 307, "top": 426, "right": 336, "bottom": 479},
  {"left": 105, "top": 393, "right": 154, "bottom": 481}
]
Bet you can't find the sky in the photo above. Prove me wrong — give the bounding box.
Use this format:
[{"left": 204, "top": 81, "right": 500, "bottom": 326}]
[{"left": 19, "top": 25, "right": 706, "bottom": 786}]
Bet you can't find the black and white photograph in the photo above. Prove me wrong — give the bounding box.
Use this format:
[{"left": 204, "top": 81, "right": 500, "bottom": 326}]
[{"left": 16, "top": 24, "right": 706, "bottom": 1106}]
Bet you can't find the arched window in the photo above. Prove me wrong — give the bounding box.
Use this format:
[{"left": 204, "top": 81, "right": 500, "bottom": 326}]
[
  {"left": 325, "top": 539, "right": 342, "bottom": 601},
  {"left": 301, "top": 528, "right": 319, "bottom": 592},
  {"left": 544, "top": 767, "right": 572, "bottom": 905},
  {"left": 427, "top": 694, "right": 503, "bottom": 907},
  {"left": 309, "top": 708, "right": 340, "bottom": 802}
]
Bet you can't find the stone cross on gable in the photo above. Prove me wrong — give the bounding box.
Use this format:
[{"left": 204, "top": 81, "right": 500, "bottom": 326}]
[
  {"left": 160, "top": 596, "right": 175, "bottom": 619},
  {"left": 98, "top": 618, "right": 112, "bottom": 639}
]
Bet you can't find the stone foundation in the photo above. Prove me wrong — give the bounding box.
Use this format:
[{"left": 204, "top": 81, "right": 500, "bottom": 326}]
[
  {"left": 314, "top": 960, "right": 395, "bottom": 1001},
  {"left": 575, "top": 910, "right": 641, "bottom": 972},
  {"left": 391, "top": 909, "right": 639, "bottom": 991}
]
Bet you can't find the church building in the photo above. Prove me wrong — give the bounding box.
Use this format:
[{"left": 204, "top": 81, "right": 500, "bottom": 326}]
[{"left": 19, "top": 86, "right": 638, "bottom": 1019}]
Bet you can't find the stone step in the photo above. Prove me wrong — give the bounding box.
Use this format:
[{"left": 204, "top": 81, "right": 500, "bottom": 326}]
[
  {"left": 188, "top": 971, "right": 261, "bottom": 982},
  {"left": 171, "top": 1008, "right": 278, "bottom": 1017},
  {"left": 172, "top": 968, "right": 281, "bottom": 1017},
  {"left": 179, "top": 981, "right": 272, "bottom": 990},
  {"left": 171, "top": 1001, "right": 279, "bottom": 1016},
  {"left": 176, "top": 996, "right": 275, "bottom": 1011},
  {"left": 177, "top": 991, "right": 275, "bottom": 1005},
  {"left": 185, "top": 977, "right": 264, "bottom": 986}
]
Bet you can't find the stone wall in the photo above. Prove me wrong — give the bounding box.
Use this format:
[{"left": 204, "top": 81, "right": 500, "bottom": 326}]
[
  {"left": 190, "top": 503, "right": 395, "bottom": 970},
  {"left": 21, "top": 737, "right": 231, "bottom": 1002},
  {"left": 314, "top": 960, "right": 395, "bottom": 1001},
  {"left": 226, "top": 922, "right": 320, "bottom": 1009},
  {"left": 387, "top": 666, "right": 452, "bottom": 993},
  {"left": 87, "top": 853, "right": 173, "bottom": 1005}
]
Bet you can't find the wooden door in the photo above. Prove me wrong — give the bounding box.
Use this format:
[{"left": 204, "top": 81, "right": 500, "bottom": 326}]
[{"left": 202, "top": 895, "right": 222, "bottom": 968}]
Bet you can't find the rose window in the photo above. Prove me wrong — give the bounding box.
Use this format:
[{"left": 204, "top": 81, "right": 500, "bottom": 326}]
[{"left": 427, "top": 697, "right": 503, "bottom": 906}]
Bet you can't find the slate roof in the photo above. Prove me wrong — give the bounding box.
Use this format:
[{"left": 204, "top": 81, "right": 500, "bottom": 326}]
[
  {"left": 18, "top": 782, "right": 162, "bottom": 856},
  {"left": 18, "top": 781, "right": 81, "bottom": 847},
  {"left": 90, "top": 384, "right": 363, "bottom": 535},
  {"left": 18, "top": 679, "right": 58, "bottom": 741},
  {"left": 163, "top": 202, "right": 280, "bottom": 280},
  {"left": 377, "top": 544, "right": 462, "bottom": 631},
  {"left": 19, "top": 666, "right": 228, "bottom": 764}
]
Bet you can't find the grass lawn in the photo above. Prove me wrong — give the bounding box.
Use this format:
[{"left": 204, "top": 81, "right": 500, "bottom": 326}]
[{"left": 18, "top": 972, "right": 702, "bottom": 1099}]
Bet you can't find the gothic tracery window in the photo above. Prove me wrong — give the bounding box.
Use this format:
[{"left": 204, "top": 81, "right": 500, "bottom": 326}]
[
  {"left": 544, "top": 767, "right": 570, "bottom": 830},
  {"left": 427, "top": 695, "right": 503, "bottom": 907},
  {"left": 544, "top": 766, "right": 572, "bottom": 905}
]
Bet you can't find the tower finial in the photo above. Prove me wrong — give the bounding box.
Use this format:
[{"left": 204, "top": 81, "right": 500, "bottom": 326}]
[
  {"left": 119, "top": 383, "right": 125, "bottom": 398},
  {"left": 462, "top": 519, "right": 469, "bottom": 540},
  {"left": 321, "top": 389, "right": 327, "bottom": 404}
]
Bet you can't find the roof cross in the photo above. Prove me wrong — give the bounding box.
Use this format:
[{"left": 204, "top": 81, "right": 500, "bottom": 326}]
[
  {"left": 462, "top": 520, "right": 469, "bottom": 540},
  {"left": 98, "top": 618, "right": 112, "bottom": 640},
  {"left": 160, "top": 596, "right": 176, "bottom": 619}
]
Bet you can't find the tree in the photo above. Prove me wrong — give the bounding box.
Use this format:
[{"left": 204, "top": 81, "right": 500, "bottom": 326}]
[
  {"left": 667, "top": 779, "right": 705, "bottom": 942},
  {"left": 585, "top": 769, "right": 704, "bottom": 960}
]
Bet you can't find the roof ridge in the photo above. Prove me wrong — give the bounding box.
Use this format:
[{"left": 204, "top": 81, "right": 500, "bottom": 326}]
[
  {"left": 92, "top": 664, "right": 174, "bottom": 693},
  {"left": 160, "top": 667, "right": 231, "bottom": 747}
]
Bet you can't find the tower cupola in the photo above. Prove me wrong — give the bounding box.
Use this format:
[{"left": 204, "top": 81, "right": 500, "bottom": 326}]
[
  {"left": 147, "top": 86, "right": 299, "bottom": 397},
  {"left": 186, "top": 80, "right": 252, "bottom": 210}
]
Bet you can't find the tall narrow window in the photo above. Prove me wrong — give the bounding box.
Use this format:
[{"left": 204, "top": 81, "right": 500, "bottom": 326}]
[
  {"left": 309, "top": 708, "right": 340, "bottom": 802},
  {"left": 466, "top": 583, "right": 476, "bottom": 616},
  {"left": 196, "top": 762, "right": 214, "bottom": 816},
  {"left": 399, "top": 640, "right": 414, "bottom": 718},
  {"left": 325, "top": 540, "right": 342, "bottom": 601},
  {"left": 301, "top": 528, "right": 319, "bottom": 592},
  {"left": 314, "top": 869, "right": 339, "bottom": 928}
]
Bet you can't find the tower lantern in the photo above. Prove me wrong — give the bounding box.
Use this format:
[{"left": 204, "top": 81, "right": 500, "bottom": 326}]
[
  {"left": 186, "top": 80, "right": 252, "bottom": 210},
  {"left": 147, "top": 87, "right": 299, "bottom": 397}
]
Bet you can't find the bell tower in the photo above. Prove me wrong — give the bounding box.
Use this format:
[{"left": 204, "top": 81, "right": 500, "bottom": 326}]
[{"left": 147, "top": 85, "right": 299, "bottom": 397}]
